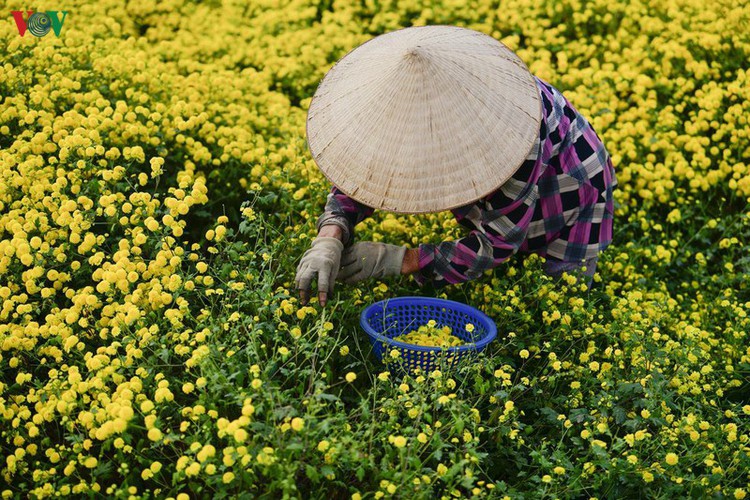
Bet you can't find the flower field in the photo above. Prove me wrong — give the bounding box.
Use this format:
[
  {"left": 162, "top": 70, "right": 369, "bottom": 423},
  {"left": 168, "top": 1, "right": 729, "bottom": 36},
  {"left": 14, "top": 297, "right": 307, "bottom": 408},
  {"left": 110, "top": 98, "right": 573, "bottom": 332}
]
[{"left": 2, "top": 0, "right": 750, "bottom": 497}]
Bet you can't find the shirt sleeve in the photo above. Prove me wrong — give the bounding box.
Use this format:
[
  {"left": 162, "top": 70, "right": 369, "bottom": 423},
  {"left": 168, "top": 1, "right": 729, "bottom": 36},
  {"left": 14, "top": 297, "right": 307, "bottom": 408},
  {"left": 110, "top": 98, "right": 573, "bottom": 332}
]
[
  {"left": 315, "top": 185, "right": 375, "bottom": 246},
  {"left": 413, "top": 159, "right": 540, "bottom": 288}
]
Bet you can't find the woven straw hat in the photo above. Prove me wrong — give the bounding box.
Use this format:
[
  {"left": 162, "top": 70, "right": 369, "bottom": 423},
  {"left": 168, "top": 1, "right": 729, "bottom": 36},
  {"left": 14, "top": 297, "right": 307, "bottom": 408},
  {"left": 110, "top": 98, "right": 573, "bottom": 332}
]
[{"left": 306, "top": 25, "right": 542, "bottom": 214}]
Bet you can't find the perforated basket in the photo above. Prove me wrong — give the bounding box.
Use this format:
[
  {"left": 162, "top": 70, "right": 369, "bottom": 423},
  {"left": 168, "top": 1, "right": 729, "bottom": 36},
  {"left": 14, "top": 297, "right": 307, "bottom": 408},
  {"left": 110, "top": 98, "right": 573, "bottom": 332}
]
[{"left": 360, "top": 296, "right": 497, "bottom": 373}]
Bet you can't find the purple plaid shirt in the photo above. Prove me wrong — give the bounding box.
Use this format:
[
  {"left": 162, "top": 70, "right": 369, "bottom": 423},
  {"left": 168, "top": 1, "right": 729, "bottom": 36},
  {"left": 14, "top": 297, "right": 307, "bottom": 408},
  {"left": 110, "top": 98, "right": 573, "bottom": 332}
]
[{"left": 316, "top": 77, "right": 617, "bottom": 288}]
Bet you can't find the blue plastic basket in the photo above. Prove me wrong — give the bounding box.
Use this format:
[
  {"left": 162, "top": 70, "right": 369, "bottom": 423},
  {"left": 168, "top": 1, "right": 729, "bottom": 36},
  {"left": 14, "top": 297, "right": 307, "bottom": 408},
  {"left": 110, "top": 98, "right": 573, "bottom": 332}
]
[{"left": 360, "top": 296, "right": 497, "bottom": 374}]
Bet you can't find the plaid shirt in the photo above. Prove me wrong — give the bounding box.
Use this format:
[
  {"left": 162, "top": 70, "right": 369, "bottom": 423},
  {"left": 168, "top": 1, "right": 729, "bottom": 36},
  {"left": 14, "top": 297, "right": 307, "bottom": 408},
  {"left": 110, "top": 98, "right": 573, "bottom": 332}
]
[{"left": 316, "top": 77, "right": 617, "bottom": 288}]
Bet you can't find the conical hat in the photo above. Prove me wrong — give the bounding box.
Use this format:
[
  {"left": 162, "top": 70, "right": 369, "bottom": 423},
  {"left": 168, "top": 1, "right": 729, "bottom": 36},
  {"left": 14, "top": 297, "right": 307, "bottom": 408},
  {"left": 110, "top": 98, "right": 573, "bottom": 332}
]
[{"left": 306, "top": 25, "right": 542, "bottom": 214}]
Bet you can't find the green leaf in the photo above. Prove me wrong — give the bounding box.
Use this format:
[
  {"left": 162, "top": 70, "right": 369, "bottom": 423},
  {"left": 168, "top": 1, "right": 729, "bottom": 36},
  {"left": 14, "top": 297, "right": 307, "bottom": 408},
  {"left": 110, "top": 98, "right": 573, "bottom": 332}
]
[
  {"left": 454, "top": 418, "right": 464, "bottom": 434},
  {"left": 315, "top": 393, "right": 340, "bottom": 402},
  {"left": 305, "top": 465, "right": 319, "bottom": 482},
  {"left": 539, "top": 407, "right": 559, "bottom": 423},
  {"left": 613, "top": 406, "right": 627, "bottom": 424}
]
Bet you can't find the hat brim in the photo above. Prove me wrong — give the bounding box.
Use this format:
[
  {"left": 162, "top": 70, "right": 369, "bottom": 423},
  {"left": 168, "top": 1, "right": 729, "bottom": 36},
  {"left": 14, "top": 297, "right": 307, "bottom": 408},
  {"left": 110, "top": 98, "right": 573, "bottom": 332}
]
[{"left": 306, "top": 25, "right": 542, "bottom": 214}]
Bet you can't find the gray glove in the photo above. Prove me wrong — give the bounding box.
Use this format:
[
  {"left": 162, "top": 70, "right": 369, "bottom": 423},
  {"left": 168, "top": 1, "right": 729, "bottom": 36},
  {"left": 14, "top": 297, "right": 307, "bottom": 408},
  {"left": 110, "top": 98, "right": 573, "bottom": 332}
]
[
  {"left": 295, "top": 237, "right": 344, "bottom": 305},
  {"left": 339, "top": 242, "right": 407, "bottom": 284}
]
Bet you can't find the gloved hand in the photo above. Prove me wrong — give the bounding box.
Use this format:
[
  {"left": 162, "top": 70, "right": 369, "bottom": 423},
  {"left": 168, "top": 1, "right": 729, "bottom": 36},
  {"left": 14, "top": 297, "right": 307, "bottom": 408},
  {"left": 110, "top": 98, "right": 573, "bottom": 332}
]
[
  {"left": 338, "top": 242, "right": 407, "bottom": 284},
  {"left": 295, "top": 236, "right": 344, "bottom": 306}
]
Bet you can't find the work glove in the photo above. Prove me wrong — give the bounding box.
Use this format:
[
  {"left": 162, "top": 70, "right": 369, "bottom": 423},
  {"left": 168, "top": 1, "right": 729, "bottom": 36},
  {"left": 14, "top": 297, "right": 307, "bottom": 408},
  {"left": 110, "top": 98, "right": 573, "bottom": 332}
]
[
  {"left": 295, "top": 236, "right": 344, "bottom": 306},
  {"left": 339, "top": 242, "right": 407, "bottom": 284}
]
